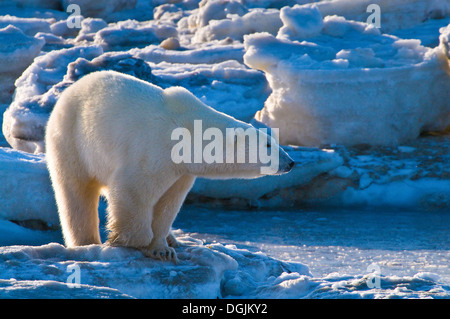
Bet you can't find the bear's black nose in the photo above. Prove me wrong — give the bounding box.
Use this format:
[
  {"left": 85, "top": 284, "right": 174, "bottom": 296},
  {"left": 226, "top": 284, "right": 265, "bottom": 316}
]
[{"left": 288, "top": 161, "right": 295, "bottom": 169}]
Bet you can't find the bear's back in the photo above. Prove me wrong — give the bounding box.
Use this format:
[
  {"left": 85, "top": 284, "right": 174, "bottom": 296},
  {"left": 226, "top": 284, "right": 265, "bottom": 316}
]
[{"left": 74, "top": 70, "right": 164, "bottom": 110}]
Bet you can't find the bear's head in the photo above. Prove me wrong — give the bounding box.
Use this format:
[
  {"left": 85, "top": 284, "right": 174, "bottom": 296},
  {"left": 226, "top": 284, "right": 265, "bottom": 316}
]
[
  {"left": 165, "top": 86, "right": 294, "bottom": 179},
  {"left": 170, "top": 117, "right": 295, "bottom": 179}
]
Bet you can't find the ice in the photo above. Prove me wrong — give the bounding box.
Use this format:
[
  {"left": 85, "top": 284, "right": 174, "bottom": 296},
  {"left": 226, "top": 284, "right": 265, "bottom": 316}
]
[
  {"left": 61, "top": 0, "right": 138, "bottom": 21},
  {"left": 0, "top": 15, "right": 53, "bottom": 35},
  {"left": 302, "top": 0, "right": 450, "bottom": 33},
  {"left": 0, "top": 237, "right": 311, "bottom": 298},
  {"left": 2, "top": 45, "right": 103, "bottom": 153},
  {"left": 244, "top": 8, "right": 450, "bottom": 146},
  {"left": 149, "top": 59, "right": 268, "bottom": 121},
  {"left": 0, "top": 147, "right": 57, "bottom": 225},
  {"left": 0, "top": 279, "right": 132, "bottom": 299},
  {"left": 240, "top": 0, "right": 318, "bottom": 10},
  {"left": 277, "top": 5, "right": 323, "bottom": 40},
  {"left": 2, "top": 47, "right": 160, "bottom": 154},
  {"left": 173, "top": 207, "right": 450, "bottom": 298},
  {"left": 189, "top": 134, "right": 450, "bottom": 210},
  {"left": 0, "top": 220, "right": 59, "bottom": 246},
  {"left": 129, "top": 42, "right": 268, "bottom": 122},
  {"left": 5, "top": 1, "right": 447, "bottom": 152},
  {"left": 0, "top": 25, "right": 44, "bottom": 103},
  {"left": 193, "top": 8, "right": 282, "bottom": 42},
  {"left": 191, "top": 146, "right": 343, "bottom": 200},
  {"left": 64, "top": 51, "right": 157, "bottom": 83},
  {"left": 249, "top": 272, "right": 318, "bottom": 298},
  {"left": 414, "top": 272, "right": 441, "bottom": 282},
  {"left": 129, "top": 43, "right": 245, "bottom": 64},
  {"left": 441, "top": 24, "right": 450, "bottom": 57},
  {"left": 50, "top": 15, "right": 119, "bottom": 44},
  {"left": 0, "top": 145, "right": 342, "bottom": 225},
  {"left": 93, "top": 19, "right": 178, "bottom": 50},
  {"left": 339, "top": 178, "right": 450, "bottom": 209},
  {"left": 1, "top": 0, "right": 61, "bottom": 10},
  {"left": 0, "top": 6, "right": 66, "bottom": 21},
  {"left": 392, "top": 18, "right": 450, "bottom": 48},
  {"left": 2, "top": 38, "right": 263, "bottom": 153},
  {"left": 2, "top": 44, "right": 263, "bottom": 153},
  {"left": 2, "top": 132, "right": 445, "bottom": 213},
  {"left": 187, "top": 0, "right": 248, "bottom": 29},
  {"left": 0, "top": 0, "right": 448, "bottom": 300}
]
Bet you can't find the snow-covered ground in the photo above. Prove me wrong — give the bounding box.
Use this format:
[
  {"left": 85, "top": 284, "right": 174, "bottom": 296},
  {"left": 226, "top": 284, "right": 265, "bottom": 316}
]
[
  {"left": 0, "top": 205, "right": 448, "bottom": 299},
  {"left": 0, "top": 0, "right": 449, "bottom": 299}
]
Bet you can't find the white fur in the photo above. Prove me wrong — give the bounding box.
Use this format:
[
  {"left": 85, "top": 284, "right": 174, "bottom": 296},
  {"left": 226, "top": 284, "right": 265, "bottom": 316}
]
[{"left": 45, "top": 70, "right": 292, "bottom": 262}]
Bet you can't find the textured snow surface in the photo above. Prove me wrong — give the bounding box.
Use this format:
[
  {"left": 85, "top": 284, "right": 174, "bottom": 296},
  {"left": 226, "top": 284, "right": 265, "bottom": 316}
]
[
  {"left": 0, "top": 208, "right": 448, "bottom": 299},
  {"left": 0, "top": 234, "right": 311, "bottom": 299},
  {"left": 244, "top": 6, "right": 450, "bottom": 146},
  {"left": 0, "top": 0, "right": 448, "bottom": 299},
  {"left": 0, "top": 24, "right": 44, "bottom": 103},
  {"left": 3, "top": 0, "right": 449, "bottom": 152}
]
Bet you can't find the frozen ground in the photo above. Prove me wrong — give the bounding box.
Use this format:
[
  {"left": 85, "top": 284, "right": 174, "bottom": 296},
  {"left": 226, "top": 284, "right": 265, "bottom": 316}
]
[
  {"left": 0, "top": 205, "right": 448, "bottom": 299},
  {"left": 0, "top": 0, "right": 449, "bottom": 299},
  {"left": 187, "top": 208, "right": 450, "bottom": 298},
  {"left": 0, "top": 136, "right": 447, "bottom": 298}
]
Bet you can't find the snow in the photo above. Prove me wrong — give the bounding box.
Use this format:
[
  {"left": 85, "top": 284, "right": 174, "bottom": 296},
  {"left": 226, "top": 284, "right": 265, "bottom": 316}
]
[
  {"left": 0, "top": 0, "right": 449, "bottom": 299},
  {"left": 192, "top": 8, "right": 282, "bottom": 43},
  {"left": 0, "top": 25, "right": 44, "bottom": 103},
  {"left": 93, "top": 19, "right": 178, "bottom": 50},
  {"left": 61, "top": 0, "right": 138, "bottom": 22},
  {"left": 0, "top": 15, "right": 53, "bottom": 35},
  {"left": 302, "top": 0, "right": 450, "bottom": 33},
  {"left": 244, "top": 7, "right": 450, "bottom": 146},
  {"left": 187, "top": 0, "right": 248, "bottom": 29},
  {"left": 0, "top": 206, "right": 447, "bottom": 299},
  {"left": 173, "top": 207, "right": 450, "bottom": 298},
  {"left": 0, "top": 235, "right": 311, "bottom": 298},
  {"left": 191, "top": 145, "right": 343, "bottom": 200},
  {"left": 2, "top": 45, "right": 103, "bottom": 153},
  {"left": 128, "top": 43, "right": 245, "bottom": 64},
  {"left": 0, "top": 148, "right": 57, "bottom": 225},
  {"left": 278, "top": 5, "right": 323, "bottom": 39}
]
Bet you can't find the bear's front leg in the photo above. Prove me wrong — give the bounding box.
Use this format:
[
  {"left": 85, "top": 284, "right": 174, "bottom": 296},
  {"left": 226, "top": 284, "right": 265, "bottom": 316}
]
[
  {"left": 141, "top": 237, "right": 178, "bottom": 263},
  {"left": 166, "top": 231, "right": 180, "bottom": 248},
  {"left": 143, "top": 174, "right": 196, "bottom": 263},
  {"left": 105, "top": 170, "right": 178, "bottom": 252}
]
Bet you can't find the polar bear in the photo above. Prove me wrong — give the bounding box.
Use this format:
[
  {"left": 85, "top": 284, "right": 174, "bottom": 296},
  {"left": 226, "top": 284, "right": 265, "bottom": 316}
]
[{"left": 45, "top": 70, "right": 294, "bottom": 262}]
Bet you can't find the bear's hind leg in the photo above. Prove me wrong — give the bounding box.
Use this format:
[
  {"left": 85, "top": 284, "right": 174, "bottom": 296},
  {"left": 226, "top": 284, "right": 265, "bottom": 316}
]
[
  {"left": 105, "top": 182, "right": 154, "bottom": 248},
  {"left": 53, "top": 176, "right": 102, "bottom": 247}
]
